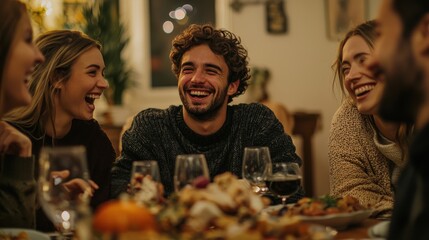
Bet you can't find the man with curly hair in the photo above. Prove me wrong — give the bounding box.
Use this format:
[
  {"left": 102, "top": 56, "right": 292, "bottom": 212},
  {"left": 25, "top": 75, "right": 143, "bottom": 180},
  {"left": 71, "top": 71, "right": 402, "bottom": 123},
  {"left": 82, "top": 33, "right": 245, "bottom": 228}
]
[{"left": 111, "top": 24, "right": 302, "bottom": 199}]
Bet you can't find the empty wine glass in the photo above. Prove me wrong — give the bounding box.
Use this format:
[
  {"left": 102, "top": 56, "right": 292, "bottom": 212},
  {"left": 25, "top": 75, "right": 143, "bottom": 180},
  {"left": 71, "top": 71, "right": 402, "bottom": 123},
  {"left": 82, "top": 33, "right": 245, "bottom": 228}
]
[
  {"left": 130, "top": 160, "right": 161, "bottom": 203},
  {"left": 265, "top": 162, "right": 302, "bottom": 206},
  {"left": 38, "top": 146, "right": 92, "bottom": 238},
  {"left": 174, "top": 154, "right": 210, "bottom": 192},
  {"left": 242, "top": 146, "right": 272, "bottom": 194}
]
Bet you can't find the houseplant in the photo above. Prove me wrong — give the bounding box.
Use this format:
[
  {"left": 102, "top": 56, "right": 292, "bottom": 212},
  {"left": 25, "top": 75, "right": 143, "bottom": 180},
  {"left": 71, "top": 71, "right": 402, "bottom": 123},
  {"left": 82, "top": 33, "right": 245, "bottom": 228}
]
[{"left": 82, "top": 0, "right": 134, "bottom": 124}]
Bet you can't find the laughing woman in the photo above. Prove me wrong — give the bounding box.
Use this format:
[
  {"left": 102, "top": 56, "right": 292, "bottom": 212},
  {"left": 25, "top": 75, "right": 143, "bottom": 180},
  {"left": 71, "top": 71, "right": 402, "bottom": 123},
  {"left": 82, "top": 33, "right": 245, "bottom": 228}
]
[
  {"left": 0, "top": 0, "right": 44, "bottom": 227},
  {"left": 328, "top": 20, "right": 413, "bottom": 219},
  {"left": 4, "top": 30, "right": 116, "bottom": 231}
]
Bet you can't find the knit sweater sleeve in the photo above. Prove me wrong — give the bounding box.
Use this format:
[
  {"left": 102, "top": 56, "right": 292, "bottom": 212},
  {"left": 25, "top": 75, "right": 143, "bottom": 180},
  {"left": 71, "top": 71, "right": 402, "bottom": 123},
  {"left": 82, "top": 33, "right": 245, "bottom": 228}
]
[
  {"left": 249, "top": 104, "right": 301, "bottom": 166},
  {"left": 110, "top": 109, "right": 162, "bottom": 198},
  {"left": 328, "top": 102, "right": 393, "bottom": 217},
  {"left": 0, "top": 154, "right": 36, "bottom": 228},
  {"left": 245, "top": 103, "right": 304, "bottom": 202}
]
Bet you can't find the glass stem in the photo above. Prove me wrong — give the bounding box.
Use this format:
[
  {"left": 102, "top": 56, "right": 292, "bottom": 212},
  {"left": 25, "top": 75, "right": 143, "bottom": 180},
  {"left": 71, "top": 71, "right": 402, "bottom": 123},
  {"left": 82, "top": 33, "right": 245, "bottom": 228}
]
[{"left": 282, "top": 197, "right": 287, "bottom": 206}]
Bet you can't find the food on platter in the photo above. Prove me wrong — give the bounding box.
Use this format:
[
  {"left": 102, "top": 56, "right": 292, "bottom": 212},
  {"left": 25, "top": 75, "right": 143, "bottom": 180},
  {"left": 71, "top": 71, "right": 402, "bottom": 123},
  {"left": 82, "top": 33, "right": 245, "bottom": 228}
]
[
  {"left": 130, "top": 174, "right": 164, "bottom": 205},
  {"left": 94, "top": 172, "right": 336, "bottom": 239},
  {"left": 267, "top": 195, "right": 372, "bottom": 230},
  {"left": 282, "top": 195, "right": 369, "bottom": 217},
  {"left": 178, "top": 172, "right": 269, "bottom": 215},
  {"left": 92, "top": 197, "right": 157, "bottom": 233},
  {"left": 155, "top": 172, "right": 333, "bottom": 239},
  {"left": 157, "top": 172, "right": 270, "bottom": 232}
]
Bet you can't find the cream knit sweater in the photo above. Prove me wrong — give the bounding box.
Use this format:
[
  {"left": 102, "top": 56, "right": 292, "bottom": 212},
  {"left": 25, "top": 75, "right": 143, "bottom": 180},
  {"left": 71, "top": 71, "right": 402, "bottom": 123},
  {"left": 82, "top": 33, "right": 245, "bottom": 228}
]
[{"left": 329, "top": 101, "right": 400, "bottom": 218}]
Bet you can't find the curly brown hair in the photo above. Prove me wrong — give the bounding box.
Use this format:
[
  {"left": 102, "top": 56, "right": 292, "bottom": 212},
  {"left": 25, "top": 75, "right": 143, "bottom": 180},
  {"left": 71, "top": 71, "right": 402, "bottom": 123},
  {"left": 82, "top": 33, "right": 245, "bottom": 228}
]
[{"left": 169, "top": 24, "right": 250, "bottom": 103}]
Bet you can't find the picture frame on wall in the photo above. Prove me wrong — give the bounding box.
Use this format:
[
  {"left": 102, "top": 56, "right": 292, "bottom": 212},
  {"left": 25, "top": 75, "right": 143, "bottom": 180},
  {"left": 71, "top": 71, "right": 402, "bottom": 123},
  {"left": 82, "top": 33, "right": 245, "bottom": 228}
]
[
  {"left": 326, "top": 0, "right": 368, "bottom": 41},
  {"left": 265, "top": 0, "right": 288, "bottom": 34}
]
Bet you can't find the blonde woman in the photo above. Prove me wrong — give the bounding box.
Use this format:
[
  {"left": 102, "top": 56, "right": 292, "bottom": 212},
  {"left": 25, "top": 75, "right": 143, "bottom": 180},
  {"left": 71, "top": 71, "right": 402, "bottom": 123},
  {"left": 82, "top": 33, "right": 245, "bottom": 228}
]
[
  {"left": 0, "top": 0, "right": 44, "bottom": 227},
  {"left": 5, "top": 30, "right": 115, "bottom": 231},
  {"left": 329, "top": 20, "right": 413, "bottom": 218}
]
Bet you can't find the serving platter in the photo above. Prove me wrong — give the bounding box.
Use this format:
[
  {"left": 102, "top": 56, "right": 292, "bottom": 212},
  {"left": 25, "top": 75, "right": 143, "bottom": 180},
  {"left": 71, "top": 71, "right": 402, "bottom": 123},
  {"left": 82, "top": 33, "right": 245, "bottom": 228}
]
[{"left": 297, "top": 209, "right": 372, "bottom": 230}]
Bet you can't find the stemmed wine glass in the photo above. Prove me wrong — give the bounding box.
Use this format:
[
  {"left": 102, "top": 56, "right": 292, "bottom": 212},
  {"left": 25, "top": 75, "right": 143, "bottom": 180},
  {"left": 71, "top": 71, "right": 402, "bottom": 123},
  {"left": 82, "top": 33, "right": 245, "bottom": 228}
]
[
  {"left": 242, "top": 146, "right": 272, "bottom": 194},
  {"left": 130, "top": 160, "right": 161, "bottom": 203},
  {"left": 174, "top": 154, "right": 210, "bottom": 192},
  {"left": 264, "top": 162, "right": 302, "bottom": 206},
  {"left": 38, "top": 146, "right": 92, "bottom": 239}
]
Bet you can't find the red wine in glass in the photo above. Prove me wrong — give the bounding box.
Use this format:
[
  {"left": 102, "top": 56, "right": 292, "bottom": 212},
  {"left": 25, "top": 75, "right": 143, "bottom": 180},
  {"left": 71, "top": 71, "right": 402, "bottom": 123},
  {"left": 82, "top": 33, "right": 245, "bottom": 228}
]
[
  {"left": 266, "top": 175, "right": 301, "bottom": 194},
  {"left": 265, "top": 162, "right": 302, "bottom": 205}
]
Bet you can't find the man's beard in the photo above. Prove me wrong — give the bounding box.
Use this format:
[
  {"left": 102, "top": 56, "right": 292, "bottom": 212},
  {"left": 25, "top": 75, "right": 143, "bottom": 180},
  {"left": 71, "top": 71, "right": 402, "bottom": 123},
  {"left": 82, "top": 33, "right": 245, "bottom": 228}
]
[
  {"left": 379, "top": 39, "right": 424, "bottom": 124},
  {"left": 180, "top": 84, "right": 229, "bottom": 120}
]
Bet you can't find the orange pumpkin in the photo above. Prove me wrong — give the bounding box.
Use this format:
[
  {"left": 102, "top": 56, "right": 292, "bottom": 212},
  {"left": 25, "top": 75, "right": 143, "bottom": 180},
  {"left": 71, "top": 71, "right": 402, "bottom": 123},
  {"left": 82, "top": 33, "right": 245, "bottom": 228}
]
[{"left": 92, "top": 199, "right": 157, "bottom": 233}]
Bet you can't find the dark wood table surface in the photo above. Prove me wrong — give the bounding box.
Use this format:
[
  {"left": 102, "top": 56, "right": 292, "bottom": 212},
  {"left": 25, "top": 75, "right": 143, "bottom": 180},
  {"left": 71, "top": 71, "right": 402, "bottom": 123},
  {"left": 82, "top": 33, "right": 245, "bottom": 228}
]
[{"left": 335, "top": 218, "right": 382, "bottom": 239}]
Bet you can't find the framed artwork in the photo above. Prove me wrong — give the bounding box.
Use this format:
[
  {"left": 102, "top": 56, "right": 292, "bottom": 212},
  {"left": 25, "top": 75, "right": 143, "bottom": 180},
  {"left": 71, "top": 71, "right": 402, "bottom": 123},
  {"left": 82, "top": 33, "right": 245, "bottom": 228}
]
[
  {"left": 265, "top": 0, "right": 288, "bottom": 34},
  {"left": 149, "top": 0, "right": 216, "bottom": 88},
  {"left": 326, "top": 0, "right": 368, "bottom": 41}
]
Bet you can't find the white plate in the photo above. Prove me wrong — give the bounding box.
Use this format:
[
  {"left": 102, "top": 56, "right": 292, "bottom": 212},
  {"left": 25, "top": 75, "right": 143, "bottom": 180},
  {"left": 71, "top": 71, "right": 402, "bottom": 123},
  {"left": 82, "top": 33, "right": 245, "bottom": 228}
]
[
  {"left": 0, "top": 228, "right": 50, "bottom": 240},
  {"left": 297, "top": 210, "right": 372, "bottom": 230},
  {"left": 368, "top": 220, "right": 390, "bottom": 239},
  {"left": 307, "top": 224, "right": 338, "bottom": 239},
  {"left": 261, "top": 204, "right": 294, "bottom": 215}
]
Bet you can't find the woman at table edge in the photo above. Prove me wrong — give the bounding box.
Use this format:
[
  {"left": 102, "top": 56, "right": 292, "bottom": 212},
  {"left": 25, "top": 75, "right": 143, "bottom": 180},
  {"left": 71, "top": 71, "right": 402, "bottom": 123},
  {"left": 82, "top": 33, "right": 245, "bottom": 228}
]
[
  {"left": 4, "top": 30, "right": 116, "bottom": 231},
  {"left": 328, "top": 20, "right": 413, "bottom": 218},
  {"left": 0, "top": 0, "right": 44, "bottom": 228}
]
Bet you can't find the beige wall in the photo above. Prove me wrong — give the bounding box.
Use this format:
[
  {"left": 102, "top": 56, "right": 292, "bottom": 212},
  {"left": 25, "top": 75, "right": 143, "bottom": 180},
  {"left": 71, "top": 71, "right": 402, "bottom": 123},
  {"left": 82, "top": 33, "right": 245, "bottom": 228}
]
[{"left": 119, "top": 0, "right": 382, "bottom": 196}]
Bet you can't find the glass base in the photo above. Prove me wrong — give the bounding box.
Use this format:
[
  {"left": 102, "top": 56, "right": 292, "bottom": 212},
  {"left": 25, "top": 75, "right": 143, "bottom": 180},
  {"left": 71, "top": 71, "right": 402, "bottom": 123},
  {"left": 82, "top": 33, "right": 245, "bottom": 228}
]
[{"left": 251, "top": 185, "right": 272, "bottom": 196}]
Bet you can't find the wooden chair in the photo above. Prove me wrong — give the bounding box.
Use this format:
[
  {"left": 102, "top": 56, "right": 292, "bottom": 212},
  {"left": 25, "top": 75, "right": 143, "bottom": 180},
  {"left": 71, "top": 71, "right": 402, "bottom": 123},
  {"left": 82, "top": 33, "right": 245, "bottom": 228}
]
[{"left": 292, "top": 112, "right": 321, "bottom": 197}]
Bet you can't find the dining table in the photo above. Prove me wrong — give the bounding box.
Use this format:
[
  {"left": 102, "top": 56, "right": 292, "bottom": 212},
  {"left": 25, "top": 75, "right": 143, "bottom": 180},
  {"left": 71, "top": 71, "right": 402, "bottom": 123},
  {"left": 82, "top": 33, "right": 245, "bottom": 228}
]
[
  {"left": 334, "top": 218, "right": 382, "bottom": 239},
  {"left": 42, "top": 215, "right": 384, "bottom": 240}
]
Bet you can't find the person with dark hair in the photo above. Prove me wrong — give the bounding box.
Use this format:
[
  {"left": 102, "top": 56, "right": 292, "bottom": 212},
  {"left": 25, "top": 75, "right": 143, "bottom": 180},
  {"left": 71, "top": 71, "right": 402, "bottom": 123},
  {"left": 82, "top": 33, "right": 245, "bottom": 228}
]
[
  {"left": 329, "top": 20, "right": 413, "bottom": 219},
  {"left": 4, "top": 30, "right": 115, "bottom": 231},
  {"left": 366, "top": 0, "right": 429, "bottom": 239},
  {"left": 111, "top": 24, "right": 302, "bottom": 200},
  {"left": 0, "top": 0, "right": 44, "bottom": 227}
]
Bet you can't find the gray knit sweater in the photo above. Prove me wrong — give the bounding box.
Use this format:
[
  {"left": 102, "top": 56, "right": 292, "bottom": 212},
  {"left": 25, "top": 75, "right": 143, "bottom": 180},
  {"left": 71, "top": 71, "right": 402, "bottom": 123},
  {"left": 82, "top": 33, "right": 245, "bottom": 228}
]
[
  {"left": 329, "top": 101, "right": 399, "bottom": 218},
  {"left": 111, "top": 103, "right": 303, "bottom": 201}
]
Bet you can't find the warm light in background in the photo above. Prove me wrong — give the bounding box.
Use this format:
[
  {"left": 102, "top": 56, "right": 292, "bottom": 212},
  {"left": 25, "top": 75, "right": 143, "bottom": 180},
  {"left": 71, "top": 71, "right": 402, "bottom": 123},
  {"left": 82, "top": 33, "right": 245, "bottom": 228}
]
[
  {"left": 163, "top": 21, "right": 174, "bottom": 34},
  {"left": 22, "top": 0, "right": 94, "bottom": 35},
  {"left": 165, "top": 4, "right": 194, "bottom": 34},
  {"left": 174, "top": 7, "right": 186, "bottom": 20}
]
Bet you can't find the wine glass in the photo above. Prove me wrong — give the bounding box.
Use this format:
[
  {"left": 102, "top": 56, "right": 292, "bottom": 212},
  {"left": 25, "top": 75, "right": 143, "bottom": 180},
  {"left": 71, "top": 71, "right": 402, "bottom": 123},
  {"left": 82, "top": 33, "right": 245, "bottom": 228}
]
[
  {"left": 242, "top": 146, "right": 272, "bottom": 194},
  {"left": 174, "top": 154, "right": 210, "bottom": 192},
  {"left": 130, "top": 160, "right": 161, "bottom": 203},
  {"left": 265, "top": 162, "right": 302, "bottom": 206},
  {"left": 38, "top": 146, "right": 92, "bottom": 238}
]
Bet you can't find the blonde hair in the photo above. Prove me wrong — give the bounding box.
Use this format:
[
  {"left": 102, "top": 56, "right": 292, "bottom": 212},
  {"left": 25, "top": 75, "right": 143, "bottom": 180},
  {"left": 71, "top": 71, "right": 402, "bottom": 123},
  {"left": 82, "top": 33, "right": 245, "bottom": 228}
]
[
  {"left": 332, "top": 20, "right": 413, "bottom": 160},
  {"left": 5, "top": 30, "right": 101, "bottom": 137},
  {"left": 332, "top": 20, "right": 376, "bottom": 98}
]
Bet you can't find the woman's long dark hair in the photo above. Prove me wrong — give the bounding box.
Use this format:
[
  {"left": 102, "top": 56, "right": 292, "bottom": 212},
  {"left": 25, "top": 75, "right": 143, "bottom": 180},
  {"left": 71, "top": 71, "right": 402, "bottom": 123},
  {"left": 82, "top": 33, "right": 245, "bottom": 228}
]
[{"left": 0, "top": 0, "right": 26, "bottom": 116}]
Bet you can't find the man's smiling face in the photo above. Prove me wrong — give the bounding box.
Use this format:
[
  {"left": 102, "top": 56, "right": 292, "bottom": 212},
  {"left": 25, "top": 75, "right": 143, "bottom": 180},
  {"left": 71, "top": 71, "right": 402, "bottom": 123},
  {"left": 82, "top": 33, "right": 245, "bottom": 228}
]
[{"left": 178, "top": 44, "right": 237, "bottom": 119}]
